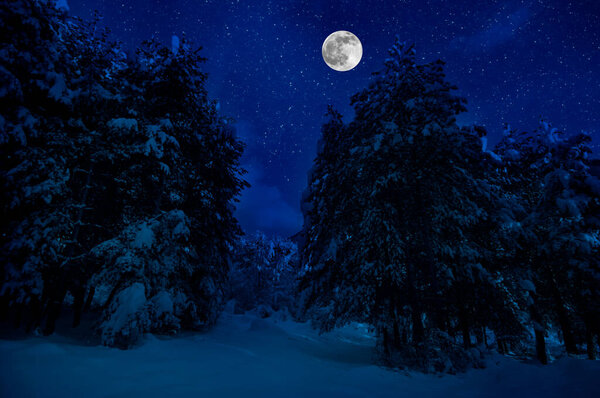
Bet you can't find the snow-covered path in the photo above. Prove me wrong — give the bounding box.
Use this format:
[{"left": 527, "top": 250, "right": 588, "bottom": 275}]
[{"left": 1, "top": 311, "right": 599, "bottom": 398}]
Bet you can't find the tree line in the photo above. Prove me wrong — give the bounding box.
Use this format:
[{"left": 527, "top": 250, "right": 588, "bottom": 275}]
[
  {"left": 1, "top": 2, "right": 598, "bottom": 372},
  {"left": 298, "top": 40, "right": 600, "bottom": 372}
]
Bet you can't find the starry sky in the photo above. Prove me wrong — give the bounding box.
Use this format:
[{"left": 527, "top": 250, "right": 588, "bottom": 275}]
[{"left": 68, "top": 0, "right": 600, "bottom": 237}]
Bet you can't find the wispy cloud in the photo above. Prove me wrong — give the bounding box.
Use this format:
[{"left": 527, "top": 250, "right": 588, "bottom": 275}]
[
  {"left": 450, "top": 7, "right": 531, "bottom": 53},
  {"left": 233, "top": 119, "right": 303, "bottom": 238},
  {"left": 234, "top": 162, "right": 303, "bottom": 238}
]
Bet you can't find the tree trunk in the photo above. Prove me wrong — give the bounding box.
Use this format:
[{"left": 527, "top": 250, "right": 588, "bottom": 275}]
[
  {"left": 411, "top": 308, "right": 424, "bottom": 343},
  {"left": 102, "top": 279, "right": 123, "bottom": 311},
  {"left": 586, "top": 328, "right": 596, "bottom": 360},
  {"left": 13, "top": 303, "right": 23, "bottom": 329},
  {"left": 534, "top": 329, "right": 548, "bottom": 365},
  {"left": 61, "top": 167, "right": 93, "bottom": 324},
  {"left": 83, "top": 285, "right": 95, "bottom": 312},
  {"left": 497, "top": 338, "right": 505, "bottom": 354},
  {"left": 459, "top": 306, "right": 471, "bottom": 349},
  {"left": 483, "top": 327, "right": 488, "bottom": 348},
  {"left": 406, "top": 259, "right": 423, "bottom": 344},
  {"left": 475, "top": 328, "right": 483, "bottom": 346},
  {"left": 584, "top": 315, "right": 598, "bottom": 361},
  {"left": 380, "top": 326, "right": 391, "bottom": 360},
  {"left": 25, "top": 298, "right": 42, "bottom": 333},
  {"left": 393, "top": 318, "right": 401, "bottom": 350},
  {"left": 72, "top": 287, "right": 85, "bottom": 328},
  {"left": 555, "top": 297, "right": 577, "bottom": 354},
  {"left": 43, "top": 287, "right": 67, "bottom": 336},
  {"left": 529, "top": 292, "right": 547, "bottom": 364},
  {"left": 0, "top": 295, "right": 9, "bottom": 322},
  {"left": 401, "top": 324, "right": 408, "bottom": 345}
]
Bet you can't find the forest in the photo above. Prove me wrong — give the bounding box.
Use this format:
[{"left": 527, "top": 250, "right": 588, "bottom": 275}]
[{"left": 1, "top": 0, "right": 599, "bottom": 379}]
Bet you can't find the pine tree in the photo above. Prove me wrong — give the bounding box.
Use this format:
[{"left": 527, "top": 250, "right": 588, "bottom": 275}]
[
  {"left": 86, "top": 37, "right": 249, "bottom": 343},
  {"left": 0, "top": 0, "right": 73, "bottom": 332},
  {"left": 1, "top": 1, "right": 248, "bottom": 346},
  {"left": 230, "top": 232, "right": 299, "bottom": 314},
  {"left": 494, "top": 121, "right": 599, "bottom": 362},
  {"left": 299, "top": 39, "right": 506, "bottom": 372}
]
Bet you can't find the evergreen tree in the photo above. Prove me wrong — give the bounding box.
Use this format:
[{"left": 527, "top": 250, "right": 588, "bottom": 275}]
[
  {"left": 299, "top": 39, "right": 508, "bottom": 372},
  {"left": 0, "top": 0, "right": 73, "bottom": 332},
  {"left": 229, "top": 232, "right": 299, "bottom": 314},
  {"left": 0, "top": 1, "right": 248, "bottom": 346},
  {"left": 494, "top": 121, "right": 599, "bottom": 362}
]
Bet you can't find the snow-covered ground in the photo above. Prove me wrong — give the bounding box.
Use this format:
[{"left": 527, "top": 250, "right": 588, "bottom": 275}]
[{"left": 1, "top": 308, "right": 599, "bottom": 398}]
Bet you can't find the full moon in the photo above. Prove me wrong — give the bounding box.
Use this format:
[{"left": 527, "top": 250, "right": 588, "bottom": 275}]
[{"left": 322, "top": 31, "right": 363, "bottom": 72}]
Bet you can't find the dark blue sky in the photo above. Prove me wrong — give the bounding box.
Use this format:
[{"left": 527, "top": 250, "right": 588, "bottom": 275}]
[{"left": 68, "top": 0, "right": 600, "bottom": 237}]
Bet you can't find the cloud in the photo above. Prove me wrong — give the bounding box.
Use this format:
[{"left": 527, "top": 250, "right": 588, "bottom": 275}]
[
  {"left": 450, "top": 7, "right": 531, "bottom": 53},
  {"left": 235, "top": 183, "right": 303, "bottom": 238},
  {"left": 234, "top": 161, "right": 303, "bottom": 238},
  {"left": 232, "top": 121, "right": 304, "bottom": 237},
  {"left": 55, "top": 0, "right": 69, "bottom": 11}
]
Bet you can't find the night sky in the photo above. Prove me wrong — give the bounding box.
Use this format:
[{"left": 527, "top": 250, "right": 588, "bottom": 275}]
[{"left": 68, "top": 0, "right": 600, "bottom": 237}]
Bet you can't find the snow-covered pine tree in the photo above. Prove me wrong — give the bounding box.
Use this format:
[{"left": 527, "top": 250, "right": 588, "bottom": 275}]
[
  {"left": 298, "top": 105, "right": 358, "bottom": 329},
  {"left": 538, "top": 131, "right": 600, "bottom": 359},
  {"left": 47, "top": 11, "right": 128, "bottom": 332},
  {"left": 82, "top": 36, "right": 248, "bottom": 346},
  {"left": 0, "top": 0, "right": 75, "bottom": 332},
  {"left": 1, "top": 1, "right": 248, "bottom": 346},
  {"left": 299, "top": 39, "right": 507, "bottom": 372},
  {"left": 494, "top": 121, "right": 600, "bottom": 361},
  {"left": 90, "top": 210, "right": 198, "bottom": 347},
  {"left": 229, "top": 232, "right": 299, "bottom": 314}
]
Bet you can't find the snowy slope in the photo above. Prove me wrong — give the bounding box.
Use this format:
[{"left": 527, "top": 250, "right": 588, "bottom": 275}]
[{"left": 1, "top": 309, "right": 599, "bottom": 398}]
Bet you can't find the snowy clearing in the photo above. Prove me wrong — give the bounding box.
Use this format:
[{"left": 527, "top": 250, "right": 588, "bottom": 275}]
[{"left": 1, "top": 310, "right": 599, "bottom": 398}]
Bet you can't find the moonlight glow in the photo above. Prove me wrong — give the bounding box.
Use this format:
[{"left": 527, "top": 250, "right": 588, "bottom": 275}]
[{"left": 322, "top": 31, "right": 363, "bottom": 72}]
